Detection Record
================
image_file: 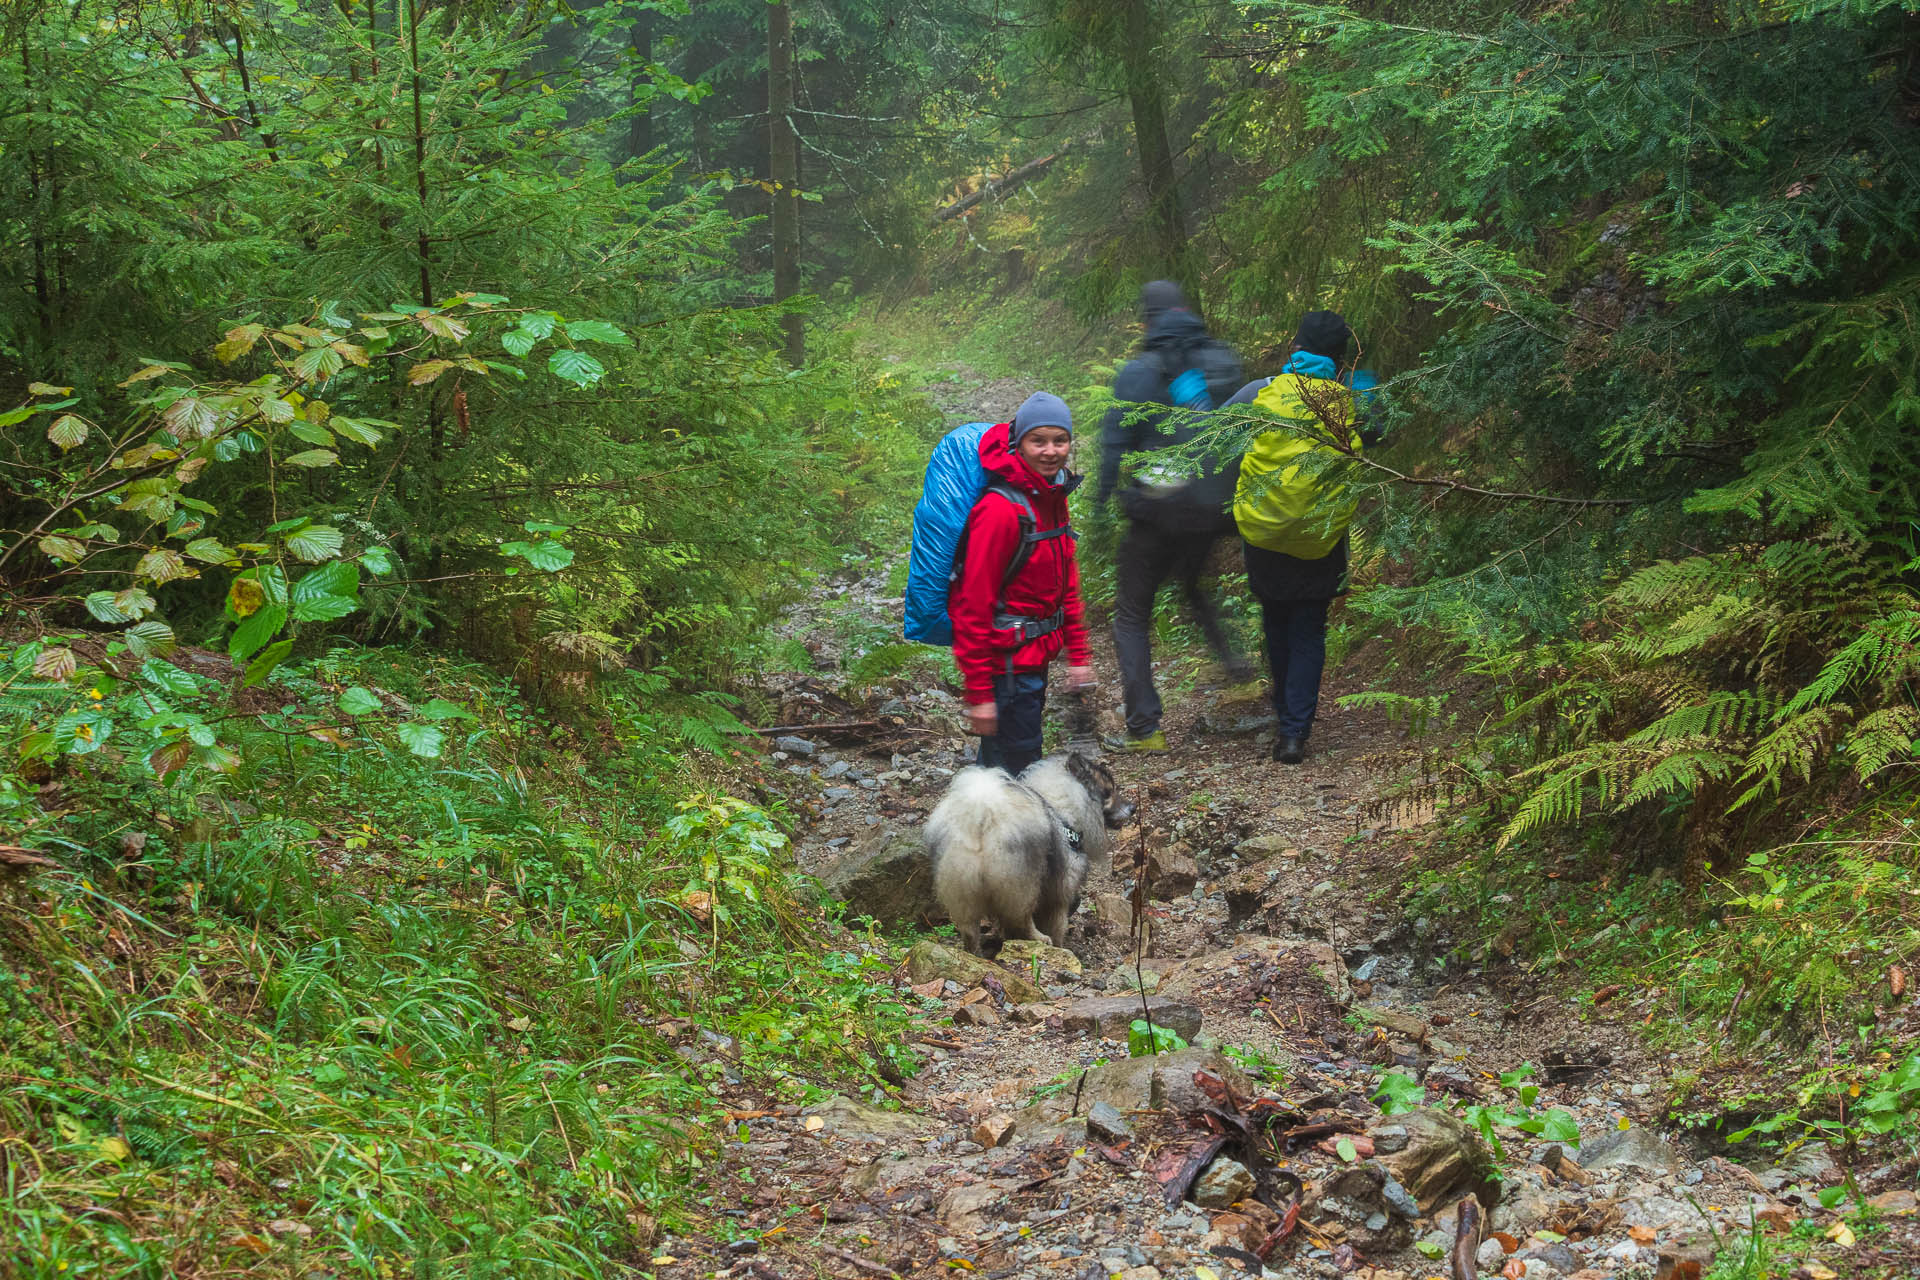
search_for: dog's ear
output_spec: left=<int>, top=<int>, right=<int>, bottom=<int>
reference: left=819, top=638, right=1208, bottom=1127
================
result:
left=1064, top=750, right=1098, bottom=788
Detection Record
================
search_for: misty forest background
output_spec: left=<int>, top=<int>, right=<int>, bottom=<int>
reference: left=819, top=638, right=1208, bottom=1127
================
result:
left=3, top=0, right=1919, bottom=1273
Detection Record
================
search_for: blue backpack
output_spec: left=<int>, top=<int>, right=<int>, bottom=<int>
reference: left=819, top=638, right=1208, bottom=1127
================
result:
left=903, top=423, right=1071, bottom=645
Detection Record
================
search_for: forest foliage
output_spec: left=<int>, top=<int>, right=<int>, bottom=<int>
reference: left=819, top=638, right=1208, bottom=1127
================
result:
left=3, top=0, right=1920, bottom=1270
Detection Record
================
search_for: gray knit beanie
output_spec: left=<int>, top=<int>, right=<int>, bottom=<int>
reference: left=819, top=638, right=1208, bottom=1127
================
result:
left=1010, top=392, right=1074, bottom=446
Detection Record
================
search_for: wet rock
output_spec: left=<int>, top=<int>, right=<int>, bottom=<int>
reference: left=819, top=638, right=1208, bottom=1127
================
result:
left=1379, top=1108, right=1496, bottom=1214
left=1369, top=1123, right=1410, bottom=1155
left=1060, top=995, right=1202, bottom=1043
left=774, top=735, right=817, bottom=756
left=1147, top=846, right=1199, bottom=899
left=999, top=938, right=1084, bottom=977
left=905, top=941, right=1046, bottom=1004
left=1359, top=1006, right=1429, bottom=1043
left=1020, top=1047, right=1255, bottom=1131
left=1086, top=1100, right=1132, bottom=1144
left=973, top=1114, right=1016, bottom=1148
left=1620, top=1194, right=1700, bottom=1233
left=1193, top=1157, right=1256, bottom=1209
left=1761, top=1140, right=1840, bottom=1191
left=802, top=1096, right=933, bottom=1141
left=1235, top=834, right=1297, bottom=861
left=1518, top=1242, right=1582, bottom=1274
left=1222, top=864, right=1278, bottom=924
left=821, top=828, right=938, bottom=929
left=1309, top=1162, right=1415, bottom=1249
left=1579, top=1126, right=1680, bottom=1175
left=939, top=1181, right=1008, bottom=1234
left=952, top=1002, right=1001, bottom=1028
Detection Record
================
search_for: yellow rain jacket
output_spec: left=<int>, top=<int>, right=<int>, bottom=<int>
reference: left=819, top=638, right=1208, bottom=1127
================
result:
left=1232, top=365, right=1362, bottom=559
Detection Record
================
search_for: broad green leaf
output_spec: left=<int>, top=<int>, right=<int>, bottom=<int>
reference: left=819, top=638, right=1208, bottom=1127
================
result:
left=191, top=742, right=242, bottom=773
left=214, top=430, right=262, bottom=462
left=291, top=593, right=358, bottom=622
left=140, top=659, right=198, bottom=697
left=0, top=406, right=34, bottom=428
left=1336, top=1136, right=1358, bottom=1162
left=284, top=448, right=338, bottom=469
left=284, top=525, right=345, bottom=562
left=258, top=395, right=297, bottom=424
left=358, top=545, right=394, bottom=576
left=47, top=414, right=88, bottom=451
left=338, top=686, right=383, bottom=716
left=38, top=535, right=86, bottom=564
left=501, top=328, right=539, bottom=357
left=518, top=311, right=557, bottom=339
left=184, top=537, right=237, bottom=564
left=293, top=345, right=345, bottom=380
left=243, top=639, right=294, bottom=687
left=1539, top=1110, right=1582, bottom=1144
left=228, top=603, right=286, bottom=662
left=415, top=698, right=476, bottom=722
left=136, top=547, right=193, bottom=584
left=419, top=313, right=470, bottom=341
left=332, top=417, right=383, bottom=447
left=112, top=587, right=158, bottom=619
left=54, top=710, right=113, bottom=755
left=214, top=323, right=266, bottom=363
left=293, top=560, right=360, bottom=603
left=563, top=319, right=632, bottom=346
left=290, top=422, right=334, bottom=447
left=396, top=721, right=445, bottom=758
left=124, top=620, right=177, bottom=659
left=500, top=539, right=574, bottom=571
left=546, top=348, right=606, bottom=388
left=523, top=520, right=568, bottom=533
left=86, top=591, right=133, bottom=623
left=163, top=396, right=219, bottom=439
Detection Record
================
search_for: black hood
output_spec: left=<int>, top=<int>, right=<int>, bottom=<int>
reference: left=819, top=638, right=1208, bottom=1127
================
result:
left=1143, top=308, right=1210, bottom=350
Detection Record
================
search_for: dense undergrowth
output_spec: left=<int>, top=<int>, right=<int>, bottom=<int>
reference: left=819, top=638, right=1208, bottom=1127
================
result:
left=0, top=643, right=916, bottom=1278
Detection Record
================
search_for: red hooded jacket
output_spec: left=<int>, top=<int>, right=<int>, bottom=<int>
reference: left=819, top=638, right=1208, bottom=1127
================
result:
left=950, top=423, right=1092, bottom=705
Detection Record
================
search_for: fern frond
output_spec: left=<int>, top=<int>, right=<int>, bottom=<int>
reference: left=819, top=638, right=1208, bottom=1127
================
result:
left=1782, top=609, right=1920, bottom=714
left=1497, top=743, right=1636, bottom=850
left=1627, top=690, right=1776, bottom=746
left=1619, top=743, right=1743, bottom=808
left=1843, top=705, right=1920, bottom=779
left=1731, top=706, right=1847, bottom=810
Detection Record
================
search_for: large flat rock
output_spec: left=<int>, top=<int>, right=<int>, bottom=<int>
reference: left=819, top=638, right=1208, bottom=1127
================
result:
left=1060, top=995, right=1202, bottom=1042
left=904, top=940, right=1046, bottom=1004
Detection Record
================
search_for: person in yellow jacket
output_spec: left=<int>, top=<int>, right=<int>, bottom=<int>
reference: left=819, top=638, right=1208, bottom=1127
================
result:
left=1223, top=311, right=1370, bottom=764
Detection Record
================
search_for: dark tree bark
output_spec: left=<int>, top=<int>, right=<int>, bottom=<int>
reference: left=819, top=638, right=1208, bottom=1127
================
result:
left=768, top=0, right=804, bottom=367
left=1118, top=0, right=1189, bottom=291
left=624, top=2, right=654, bottom=169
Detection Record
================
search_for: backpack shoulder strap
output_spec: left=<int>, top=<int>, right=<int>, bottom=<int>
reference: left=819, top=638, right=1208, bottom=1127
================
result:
left=982, top=480, right=1073, bottom=599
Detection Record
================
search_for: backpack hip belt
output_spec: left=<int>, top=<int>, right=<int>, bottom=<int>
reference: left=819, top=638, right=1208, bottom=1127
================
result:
left=993, top=608, right=1066, bottom=642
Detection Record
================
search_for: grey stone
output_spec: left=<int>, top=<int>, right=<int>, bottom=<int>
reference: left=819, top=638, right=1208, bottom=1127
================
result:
left=1379, top=1108, right=1496, bottom=1214
left=903, top=940, right=1047, bottom=1004
left=801, top=1096, right=933, bottom=1141
left=822, top=786, right=854, bottom=801
left=1060, top=996, right=1202, bottom=1043
left=1086, top=1101, right=1132, bottom=1144
left=1379, top=1171, right=1420, bottom=1219
left=1477, top=1239, right=1507, bottom=1270
left=1369, top=1123, right=1410, bottom=1154
left=1580, top=1126, right=1681, bottom=1175
left=823, top=760, right=852, bottom=778
left=820, top=828, right=938, bottom=930
left=1517, top=1243, right=1581, bottom=1275
left=1019, top=1048, right=1255, bottom=1134
left=774, top=735, right=816, bottom=756
left=1193, top=1157, right=1255, bottom=1209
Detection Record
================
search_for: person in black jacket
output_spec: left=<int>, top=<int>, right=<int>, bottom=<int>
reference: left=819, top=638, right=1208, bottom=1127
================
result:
left=1098, top=280, right=1253, bottom=752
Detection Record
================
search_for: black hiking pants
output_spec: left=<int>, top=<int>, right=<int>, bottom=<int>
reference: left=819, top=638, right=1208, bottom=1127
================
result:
left=1111, top=520, right=1246, bottom=737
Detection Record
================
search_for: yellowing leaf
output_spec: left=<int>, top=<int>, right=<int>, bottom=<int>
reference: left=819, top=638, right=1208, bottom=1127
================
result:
left=803, top=1115, right=825, bottom=1132
left=1196, top=1268, right=1219, bottom=1280
left=38, top=534, right=87, bottom=564
left=32, top=647, right=78, bottom=680
left=97, top=1135, right=131, bottom=1162
left=408, top=359, right=454, bottom=385
left=1827, top=1222, right=1855, bottom=1246
left=47, top=413, right=88, bottom=450
left=227, top=576, right=266, bottom=618
left=118, top=363, right=172, bottom=387
left=136, top=547, right=193, bottom=585
left=1805, top=1264, right=1839, bottom=1280
left=1617, top=1117, right=1632, bottom=1130
left=214, top=324, right=265, bottom=363
left=28, top=381, right=72, bottom=396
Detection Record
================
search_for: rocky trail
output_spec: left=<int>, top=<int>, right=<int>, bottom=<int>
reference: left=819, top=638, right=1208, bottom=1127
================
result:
left=648, top=369, right=1912, bottom=1280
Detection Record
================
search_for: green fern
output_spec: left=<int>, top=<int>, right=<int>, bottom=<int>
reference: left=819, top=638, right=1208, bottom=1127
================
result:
left=1732, top=706, right=1847, bottom=810
left=1842, top=705, right=1920, bottom=780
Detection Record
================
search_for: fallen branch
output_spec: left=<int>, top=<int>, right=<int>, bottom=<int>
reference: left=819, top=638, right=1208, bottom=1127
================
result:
left=929, top=146, right=1071, bottom=224
left=820, top=1245, right=900, bottom=1278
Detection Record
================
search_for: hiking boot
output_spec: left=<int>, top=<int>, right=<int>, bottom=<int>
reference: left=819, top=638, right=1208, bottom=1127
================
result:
left=1112, top=730, right=1169, bottom=753
left=1272, top=735, right=1307, bottom=765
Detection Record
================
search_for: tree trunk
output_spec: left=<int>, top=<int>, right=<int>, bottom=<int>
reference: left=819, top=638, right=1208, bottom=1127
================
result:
left=1119, top=0, right=1189, bottom=290
left=625, top=2, right=654, bottom=168
left=767, top=0, right=804, bottom=367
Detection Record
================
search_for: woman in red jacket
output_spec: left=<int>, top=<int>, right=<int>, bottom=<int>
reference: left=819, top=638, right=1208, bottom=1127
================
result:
left=951, top=392, right=1096, bottom=776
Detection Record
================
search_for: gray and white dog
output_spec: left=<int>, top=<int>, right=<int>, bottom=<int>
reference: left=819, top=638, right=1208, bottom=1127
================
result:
left=925, top=752, right=1133, bottom=956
